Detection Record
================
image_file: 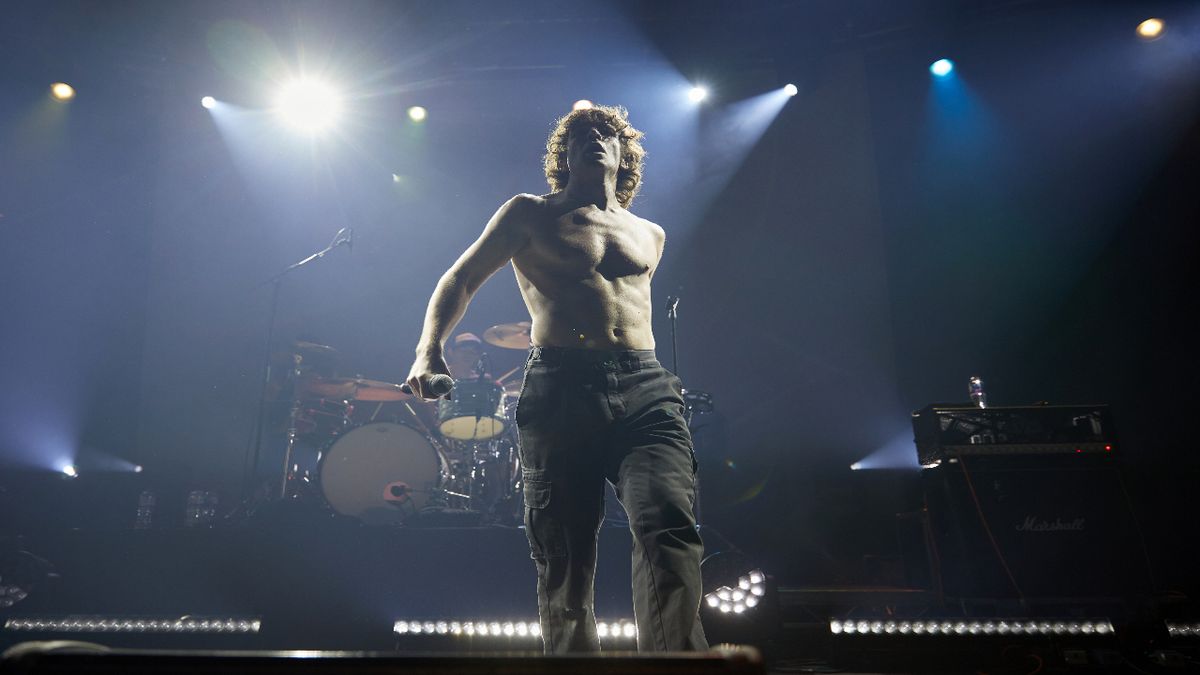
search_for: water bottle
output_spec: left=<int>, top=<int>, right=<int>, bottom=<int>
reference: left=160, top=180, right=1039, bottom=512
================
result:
left=186, top=490, right=219, bottom=527
left=968, top=375, right=987, bottom=408
left=185, top=491, right=203, bottom=527
left=135, top=490, right=156, bottom=529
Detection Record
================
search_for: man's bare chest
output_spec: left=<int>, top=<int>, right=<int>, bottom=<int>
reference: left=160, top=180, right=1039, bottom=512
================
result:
left=527, top=214, right=656, bottom=281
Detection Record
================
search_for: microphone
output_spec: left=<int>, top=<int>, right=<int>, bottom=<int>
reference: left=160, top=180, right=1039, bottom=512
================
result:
left=400, top=374, right=454, bottom=397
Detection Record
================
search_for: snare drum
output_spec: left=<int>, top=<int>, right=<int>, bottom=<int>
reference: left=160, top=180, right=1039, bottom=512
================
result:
left=436, top=379, right=506, bottom=440
left=319, top=422, right=445, bottom=525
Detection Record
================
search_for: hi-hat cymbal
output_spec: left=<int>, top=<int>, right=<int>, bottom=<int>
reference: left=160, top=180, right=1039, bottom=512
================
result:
left=483, top=321, right=532, bottom=350
left=302, top=377, right=410, bottom=401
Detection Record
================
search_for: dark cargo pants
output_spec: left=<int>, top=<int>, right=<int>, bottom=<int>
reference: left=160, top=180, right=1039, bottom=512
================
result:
left=515, top=346, right=708, bottom=653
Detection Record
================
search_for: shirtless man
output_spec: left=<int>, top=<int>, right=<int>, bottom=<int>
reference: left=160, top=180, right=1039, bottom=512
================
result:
left=406, top=105, right=707, bottom=653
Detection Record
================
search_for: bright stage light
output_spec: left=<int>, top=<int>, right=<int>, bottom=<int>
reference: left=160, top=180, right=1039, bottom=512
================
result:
left=929, top=59, right=954, bottom=77
left=572, top=99, right=594, bottom=111
left=275, top=78, right=343, bottom=133
left=1137, top=18, right=1164, bottom=40
left=783, top=84, right=798, bottom=97
left=50, top=83, right=75, bottom=100
left=61, top=465, right=78, bottom=478
left=687, top=86, right=708, bottom=103
left=407, top=106, right=427, bottom=122
left=703, top=569, right=768, bottom=617
left=201, top=96, right=216, bottom=109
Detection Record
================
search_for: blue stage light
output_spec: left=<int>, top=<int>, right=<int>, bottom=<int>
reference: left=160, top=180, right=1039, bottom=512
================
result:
left=930, top=59, right=955, bottom=77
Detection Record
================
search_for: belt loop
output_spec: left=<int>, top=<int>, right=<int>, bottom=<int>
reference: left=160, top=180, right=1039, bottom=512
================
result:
left=619, top=352, right=640, bottom=373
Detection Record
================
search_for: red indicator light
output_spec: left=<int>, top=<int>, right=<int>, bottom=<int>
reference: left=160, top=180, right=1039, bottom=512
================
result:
left=1104, top=445, right=1112, bottom=452
left=1075, top=448, right=1082, bottom=453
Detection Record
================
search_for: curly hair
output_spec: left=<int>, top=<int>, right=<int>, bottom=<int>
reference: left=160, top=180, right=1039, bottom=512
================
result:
left=543, top=105, right=646, bottom=209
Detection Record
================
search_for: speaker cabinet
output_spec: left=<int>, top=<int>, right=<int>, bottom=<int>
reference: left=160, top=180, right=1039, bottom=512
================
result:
left=923, top=456, right=1153, bottom=600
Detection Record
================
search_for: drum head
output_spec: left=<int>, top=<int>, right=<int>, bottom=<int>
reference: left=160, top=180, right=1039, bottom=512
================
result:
left=437, top=380, right=507, bottom=440
left=320, top=422, right=441, bottom=525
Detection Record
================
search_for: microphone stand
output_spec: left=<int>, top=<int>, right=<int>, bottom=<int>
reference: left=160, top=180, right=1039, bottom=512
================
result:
left=666, top=293, right=705, bottom=525
left=666, top=295, right=680, bottom=376
left=241, top=230, right=351, bottom=509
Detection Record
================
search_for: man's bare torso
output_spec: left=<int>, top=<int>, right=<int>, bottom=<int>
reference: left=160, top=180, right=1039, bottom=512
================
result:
left=510, top=192, right=665, bottom=351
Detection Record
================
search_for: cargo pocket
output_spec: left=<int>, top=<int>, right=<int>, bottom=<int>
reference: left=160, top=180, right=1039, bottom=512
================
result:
left=522, top=476, right=564, bottom=558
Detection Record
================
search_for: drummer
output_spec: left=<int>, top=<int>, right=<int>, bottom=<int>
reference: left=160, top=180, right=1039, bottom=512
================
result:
left=444, top=332, right=487, bottom=380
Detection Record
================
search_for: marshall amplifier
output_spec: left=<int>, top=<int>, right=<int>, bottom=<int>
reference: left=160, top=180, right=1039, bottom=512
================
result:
left=922, top=455, right=1154, bottom=600
left=911, top=404, right=1116, bottom=466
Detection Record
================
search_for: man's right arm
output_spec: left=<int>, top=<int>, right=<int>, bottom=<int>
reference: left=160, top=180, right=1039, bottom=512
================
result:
left=406, top=194, right=537, bottom=398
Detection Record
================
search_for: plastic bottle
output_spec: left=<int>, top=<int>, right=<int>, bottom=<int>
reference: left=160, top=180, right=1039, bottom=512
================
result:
left=135, top=490, right=156, bottom=529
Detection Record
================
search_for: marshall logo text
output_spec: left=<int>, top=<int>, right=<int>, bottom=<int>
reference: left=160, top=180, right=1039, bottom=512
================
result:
left=1015, top=516, right=1085, bottom=533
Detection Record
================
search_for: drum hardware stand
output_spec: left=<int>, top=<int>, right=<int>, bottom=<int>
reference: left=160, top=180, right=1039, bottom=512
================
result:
left=241, top=227, right=353, bottom=509
left=279, top=355, right=306, bottom=499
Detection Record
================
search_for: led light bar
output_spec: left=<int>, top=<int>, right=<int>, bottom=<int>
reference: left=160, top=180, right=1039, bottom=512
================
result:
left=4, top=616, right=261, bottom=634
left=393, top=619, right=636, bottom=639
left=394, top=620, right=539, bottom=638
left=704, top=569, right=766, bottom=615
left=829, top=618, right=1114, bottom=637
left=595, top=620, right=638, bottom=638
left=1166, top=622, right=1200, bottom=638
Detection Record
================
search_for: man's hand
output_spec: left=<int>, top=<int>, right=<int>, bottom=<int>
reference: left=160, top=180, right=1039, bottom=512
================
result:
left=406, top=352, right=453, bottom=400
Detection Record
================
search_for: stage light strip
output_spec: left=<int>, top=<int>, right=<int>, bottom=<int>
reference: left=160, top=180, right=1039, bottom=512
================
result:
left=1166, top=621, right=1200, bottom=638
left=393, top=619, right=637, bottom=639
left=4, top=616, right=261, bottom=634
left=828, top=618, right=1114, bottom=637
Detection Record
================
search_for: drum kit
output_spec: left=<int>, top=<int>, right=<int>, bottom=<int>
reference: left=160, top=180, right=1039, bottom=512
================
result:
left=272, top=322, right=533, bottom=526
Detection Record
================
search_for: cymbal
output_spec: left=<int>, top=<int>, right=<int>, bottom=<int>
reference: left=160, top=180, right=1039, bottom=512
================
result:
left=302, top=377, right=410, bottom=401
left=483, top=321, right=532, bottom=350
left=294, top=341, right=338, bottom=355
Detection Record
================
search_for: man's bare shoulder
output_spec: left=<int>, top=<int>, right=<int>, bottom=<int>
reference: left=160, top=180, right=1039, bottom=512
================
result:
left=630, top=211, right=665, bottom=243
left=491, top=193, right=545, bottom=232
left=503, top=192, right=547, bottom=214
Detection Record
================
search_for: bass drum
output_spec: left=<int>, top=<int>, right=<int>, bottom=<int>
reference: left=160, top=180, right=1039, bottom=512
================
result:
left=319, top=422, right=444, bottom=525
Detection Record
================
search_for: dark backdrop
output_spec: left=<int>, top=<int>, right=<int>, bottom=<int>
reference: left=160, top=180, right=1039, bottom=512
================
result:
left=2, top=0, right=1197, bottom=590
